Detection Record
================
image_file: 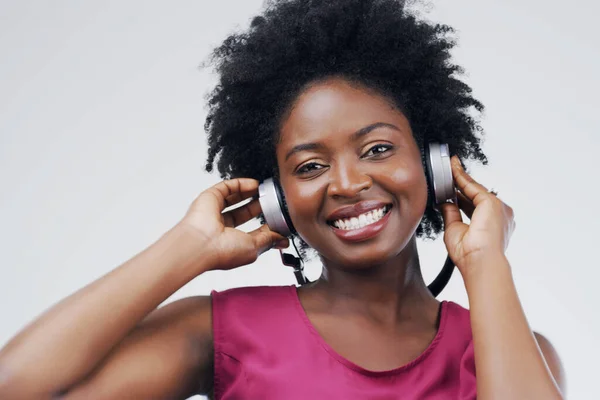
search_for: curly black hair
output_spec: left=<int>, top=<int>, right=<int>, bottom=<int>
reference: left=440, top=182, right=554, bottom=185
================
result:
left=204, top=0, right=487, bottom=247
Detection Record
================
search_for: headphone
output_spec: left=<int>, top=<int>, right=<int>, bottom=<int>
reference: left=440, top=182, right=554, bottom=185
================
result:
left=258, top=142, right=457, bottom=297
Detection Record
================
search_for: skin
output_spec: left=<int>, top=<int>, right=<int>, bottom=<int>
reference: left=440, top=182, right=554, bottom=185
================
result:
left=277, top=78, right=441, bottom=370
left=0, top=77, right=565, bottom=399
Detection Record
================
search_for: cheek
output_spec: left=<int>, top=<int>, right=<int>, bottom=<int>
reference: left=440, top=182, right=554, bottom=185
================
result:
left=283, top=183, right=323, bottom=231
left=387, top=162, right=429, bottom=213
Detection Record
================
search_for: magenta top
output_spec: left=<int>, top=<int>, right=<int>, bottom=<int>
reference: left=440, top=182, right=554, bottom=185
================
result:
left=211, top=285, right=476, bottom=399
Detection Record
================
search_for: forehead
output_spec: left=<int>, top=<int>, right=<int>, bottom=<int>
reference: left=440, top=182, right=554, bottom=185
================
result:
left=278, top=78, right=410, bottom=146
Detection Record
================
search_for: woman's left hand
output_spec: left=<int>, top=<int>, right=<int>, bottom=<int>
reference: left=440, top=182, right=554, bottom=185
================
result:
left=439, top=156, right=516, bottom=277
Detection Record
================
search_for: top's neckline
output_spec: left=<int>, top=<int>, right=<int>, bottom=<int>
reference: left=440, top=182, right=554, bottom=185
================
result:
left=288, top=285, right=450, bottom=378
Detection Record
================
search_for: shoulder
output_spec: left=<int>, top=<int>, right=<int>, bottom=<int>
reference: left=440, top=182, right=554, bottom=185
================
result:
left=440, top=304, right=565, bottom=393
left=533, top=331, right=566, bottom=393
left=210, top=285, right=296, bottom=323
left=211, top=284, right=294, bottom=311
left=439, top=301, right=474, bottom=357
left=211, top=284, right=293, bottom=299
left=445, top=300, right=470, bottom=315
left=211, top=285, right=299, bottom=356
left=443, top=302, right=565, bottom=394
left=443, top=300, right=472, bottom=333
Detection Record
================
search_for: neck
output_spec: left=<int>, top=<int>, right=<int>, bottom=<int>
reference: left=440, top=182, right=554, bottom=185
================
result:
left=310, top=235, right=438, bottom=325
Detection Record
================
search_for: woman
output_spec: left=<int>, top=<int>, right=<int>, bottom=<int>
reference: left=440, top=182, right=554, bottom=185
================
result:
left=0, top=0, right=564, bottom=399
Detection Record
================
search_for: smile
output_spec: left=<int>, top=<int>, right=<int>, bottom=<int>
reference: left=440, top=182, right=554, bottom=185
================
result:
left=327, top=204, right=393, bottom=243
left=330, top=205, right=392, bottom=231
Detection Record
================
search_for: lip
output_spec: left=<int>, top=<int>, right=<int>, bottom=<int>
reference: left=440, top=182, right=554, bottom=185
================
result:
left=329, top=206, right=393, bottom=242
left=326, top=200, right=391, bottom=222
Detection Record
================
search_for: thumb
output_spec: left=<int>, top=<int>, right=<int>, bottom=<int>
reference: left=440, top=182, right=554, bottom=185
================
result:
left=251, top=225, right=287, bottom=255
left=439, top=201, right=468, bottom=261
left=439, top=201, right=463, bottom=228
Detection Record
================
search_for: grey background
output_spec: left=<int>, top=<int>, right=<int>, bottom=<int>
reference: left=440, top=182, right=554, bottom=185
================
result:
left=0, top=0, right=598, bottom=398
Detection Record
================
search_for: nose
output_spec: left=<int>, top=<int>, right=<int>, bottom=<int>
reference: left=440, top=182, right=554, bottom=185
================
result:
left=327, top=161, right=372, bottom=198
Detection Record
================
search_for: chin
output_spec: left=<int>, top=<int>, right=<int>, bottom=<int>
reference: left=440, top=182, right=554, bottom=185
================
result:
left=314, top=235, right=414, bottom=270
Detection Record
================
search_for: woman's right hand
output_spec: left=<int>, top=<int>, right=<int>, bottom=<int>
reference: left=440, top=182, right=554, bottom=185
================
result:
left=177, top=178, right=289, bottom=271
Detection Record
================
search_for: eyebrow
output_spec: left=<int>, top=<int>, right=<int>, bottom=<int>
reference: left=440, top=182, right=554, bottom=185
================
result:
left=284, top=122, right=401, bottom=161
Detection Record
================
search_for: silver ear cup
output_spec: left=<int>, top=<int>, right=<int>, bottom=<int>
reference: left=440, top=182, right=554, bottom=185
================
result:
left=427, top=143, right=455, bottom=204
left=258, top=178, right=292, bottom=237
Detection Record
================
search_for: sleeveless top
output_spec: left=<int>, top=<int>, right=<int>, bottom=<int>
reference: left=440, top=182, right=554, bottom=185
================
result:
left=211, top=285, right=477, bottom=399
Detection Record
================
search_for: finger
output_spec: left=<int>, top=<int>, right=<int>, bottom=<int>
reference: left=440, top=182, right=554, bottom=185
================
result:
left=222, top=198, right=262, bottom=227
left=456, top=191, right=475, bottom=220
left=439, top=200, right=463, bottom=228
left=206, top=178, right=259, bottom=211
left=249, top=224, right=287, bottom=254
left=274, top=237, right=290, bottom=249
left=450, top=156, right=491, bottom=207
left=223, top=187, right=259, bottom=210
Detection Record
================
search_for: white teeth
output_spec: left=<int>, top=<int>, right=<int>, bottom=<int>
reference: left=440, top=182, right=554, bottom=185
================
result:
left=367, top=212, right=376, bottom=223
left=332, top=206, right=389, bottom=231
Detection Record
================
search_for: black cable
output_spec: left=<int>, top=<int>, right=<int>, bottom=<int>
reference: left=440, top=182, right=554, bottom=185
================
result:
left=427, top=255, right=455, bottom=297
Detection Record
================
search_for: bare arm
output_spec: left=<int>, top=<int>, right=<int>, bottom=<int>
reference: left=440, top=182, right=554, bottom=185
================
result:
left=0, top=225, right=215, bottom=399
left=465, top=255, right=565, bottom=399
left=0, top=178, right=286, bottom=400
left=58, top=295, right=214, bottom=400
left=440, top=157, right=565, bottom=399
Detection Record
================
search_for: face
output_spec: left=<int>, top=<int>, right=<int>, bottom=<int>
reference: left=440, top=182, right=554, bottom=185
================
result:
left=276, top=77, right=428, bottom=269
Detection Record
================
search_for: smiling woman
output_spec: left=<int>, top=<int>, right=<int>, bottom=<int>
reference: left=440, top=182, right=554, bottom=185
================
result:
left=0, top=0, right=565, bottom=399
left=276, top=79, right=429, bottom=263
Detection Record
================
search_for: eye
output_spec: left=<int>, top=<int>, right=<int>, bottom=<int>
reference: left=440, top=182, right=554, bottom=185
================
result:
left=295, top=162, right=326, bottom=175
left=363, top=144, right=393, bottom=158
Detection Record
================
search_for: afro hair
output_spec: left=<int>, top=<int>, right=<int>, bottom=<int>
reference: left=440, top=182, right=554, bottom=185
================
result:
left=204, top=0, right=487, bottom=246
